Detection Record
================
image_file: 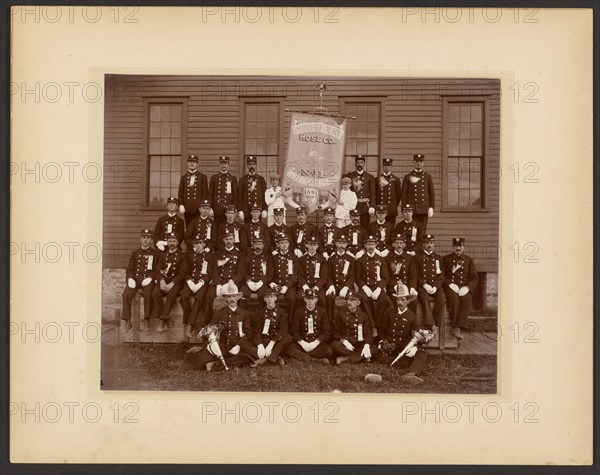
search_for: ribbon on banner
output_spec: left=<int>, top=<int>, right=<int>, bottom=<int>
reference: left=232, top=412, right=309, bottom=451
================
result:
left=282, top=112, right=347, bottom=215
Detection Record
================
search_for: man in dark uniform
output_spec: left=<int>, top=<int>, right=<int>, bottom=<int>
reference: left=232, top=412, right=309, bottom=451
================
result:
left=343, top=209, right=367, bottom=258
left=179, top=234, right=214, bottom=338
left=415, top=234, right=446, bottom=330
left=120, top=228, right=159, bottom=333
left=267, top=208, right=293, bottom=255
left=192, top=281, right=256, bottom=371
left=395, top=204, right=424, bottom=255
left=237, top=155, right=268, bottom=223
left=178, top=154, right=209, bottom=228
left=184, top=199, right=217, bottom=252
left=217, top=205, right=244, bottom=251
left=297, top=235, right=329, bottom=310
left=325, top=234, right=355, bottom=317
left=209, top=155, right=238, bottom=226
left=285, top=289, right=333, bottom=363
left=251, top=288, right=291, bottom=367
left=290, top=206, right=317, bottom=258
left=402, top=153, right=435, bottom=232
left=268, top=234, right=300, bottom=318
left=385, top=234, right=418, bottom=313
left=376, top=283, right=428, bottom=383
left=153, top=196, right=185, bottom=252
left=367, top=205, right=394, bottom=257
left=377, top=158, right=402, bottom=225
left=241, top=203, right=271, bottom=253
left=204, top=232, right=246, bottom=323
left=343, top=154, right=376, bottom=229
left=331, top=291, right=379, bottom=365
left=443, top=238, right=479, bottom=339
left=151, top=233, right=185, bottom=333
left=356, top=235, right=390, bottom=336
left=240, top=236, right=273, bottom=305
left=317, top=207, right=338, bottom=260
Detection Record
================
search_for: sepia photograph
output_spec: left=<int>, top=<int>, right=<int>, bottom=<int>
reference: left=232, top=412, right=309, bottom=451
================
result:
left=100, top=74, right=500, bottom=393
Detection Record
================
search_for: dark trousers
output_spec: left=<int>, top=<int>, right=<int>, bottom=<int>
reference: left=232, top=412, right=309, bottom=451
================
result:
left=360, top=213, right=371, bottom=229
left=179, top=284, right=209, bottom=326
left=285, top=341, right=333, bottom=361
left=121, top=283, right=154, bottom=320
left=417, top=288, right=446, bottom=326
left=151, top=283, right=183, bottom=319
left=358, top=287, right=389, bottom=330
left=250, top=334, right=292, bottom=362
left=385, top=215, right=397, bottom=226
left=444, top=287, right=472, bottom=329
left=193, top=341, right=256, bottom=370
left=214, top=214, right=226, bottom=226
left=326, top=292, right=347, bottom=319
left=414, top=213, right=428, bottom=233
left=331, top=340, right=380, bottom=363
left=184, top=210, right=200, bottom=228
left=376, top=349, right=428, bottom=375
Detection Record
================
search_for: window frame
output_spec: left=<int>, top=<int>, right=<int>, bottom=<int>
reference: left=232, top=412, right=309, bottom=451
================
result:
left=141, top=97, right=189, bottom=209
left=441, top=95, right=491, bottom=213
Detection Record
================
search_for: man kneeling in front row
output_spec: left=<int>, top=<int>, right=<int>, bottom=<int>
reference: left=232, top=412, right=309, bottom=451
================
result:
left=376, top=283, right=428, bottom=383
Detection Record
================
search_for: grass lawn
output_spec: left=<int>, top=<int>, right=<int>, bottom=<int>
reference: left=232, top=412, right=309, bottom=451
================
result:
left=101, top=343, right=496, bottom=394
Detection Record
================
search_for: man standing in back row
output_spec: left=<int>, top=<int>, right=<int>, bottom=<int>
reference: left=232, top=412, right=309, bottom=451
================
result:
left=209, top=155, right=238, bottom=226
left=343, top=154, right=376, bottom=229
left=402, top=153, right=435, bottom=232
left=178, top=154, right=209, bottom=228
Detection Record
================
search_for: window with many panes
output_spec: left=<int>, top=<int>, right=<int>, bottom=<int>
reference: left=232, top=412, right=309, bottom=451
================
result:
left=242, top=101, right=282, bottom=178
left=340, top=101, right=381, bottom=176
left=144, top=100, right=187, bottom=207
left=443, top=99, right=488, bottom=210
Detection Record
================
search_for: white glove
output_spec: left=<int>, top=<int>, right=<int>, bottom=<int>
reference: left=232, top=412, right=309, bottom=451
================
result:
left=362, top=286, right=373, bottom=298
left=407, top=251, right=416, bottom=256
left=372, top=287, right=382, bottom=300
left=247, top=280, right=259, bottom=292
left=198, top=280, right=205, bottom=289
left=238, top=211, right=245, bottom=221
left=265, top=341, right=275, bottom=357
left=342, top=339, right=355, bottom=352
left=179, top=205, right=185, bottom=214
left=217, top=258, right=229, bottom=267
left=280, top=285, right=288, bottom=295
left=308, top=340, right=319, bottom=351
left=229, top=345, right=240, bottom=355
left=323, top=252, right=329, bottom=260
left=355, top=250, right=365, bottom=259
left=216, top=284, right=224, bottom=297
left=187, top=279, right=196, bottom=292
left=269, top=282, right=278, bottom=289
left=430, top=286, right=437, bottom=294
left=141, top=277, right=151, bottom=287
left=406, top=346, right=418, bottom=358
left=299, top=340, right=312, bottom=352
left=254, top=281, right=263, bottom=290
left=379, top=248, right=389, bottom=257
left=339, top=286, right=349, bottom=298
left=458, top=286, right=470, bottom=297
left=423, top=283, right=433, bottom=293
left=326, top=285, right=336, bottom=296
left=261, top=210, right=268, bottom=219
left=159, top=280, right=167, bottom=291
left=428, top=207, right=434, bottom=218
left=257, top=344, right=266, bottom=358
left=156, top=241, right=167, bottom=251
left=449, top=283, right=460, bottom=294
left=302, top=285, right=310, bottom=291
left=127, top=278, right=136, bottom=288
left=409, top=288, right=418, bottom=297
left=165, top=282, right=174, bottom=292
left=368, top=207, right=375, bottom=215
left=209, top=208, right=215, bottom=217
left=360, top=344, right=372, bottom=359
left=294, top=248, right=303, bottom=258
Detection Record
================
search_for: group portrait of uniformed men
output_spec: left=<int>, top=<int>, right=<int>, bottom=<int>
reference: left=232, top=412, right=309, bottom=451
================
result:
left=120, top=153, right=478, bottom=383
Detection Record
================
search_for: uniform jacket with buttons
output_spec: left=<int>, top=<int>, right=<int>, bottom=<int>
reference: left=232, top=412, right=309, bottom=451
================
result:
left=384, top=251, right=417, bottom=290
left=241, top=220, right=271, bottom=251
left=153, top=213, right=185, bottom=247
left=394, top=220, right=424, bottom=252
left=342, top=170, right=376, bottom=215
left=271, top=252, right=299, bottom=288
left=415, top=251, right=445, bottom=288
left=125, top=247, right=159, bottom=283
left=318, top=224, right=339, bottom=255
left=237, top=173, right=267, bottom=216
left=332, top=307, right=373, bottom=345
left=376, top=172, right=402, bottom=217
left=356, top=252, right=389, bottom=289
left=291, top=305, right=330, bottom=343
left=243, top=251, right=274, bottom=283
left=181, top=249, right=214, bottom=286
left=253, top=305, right=289, bottom=345
left=290, top=222, right=317, bottom=254
left=327, top=252, right=355, bottom=289
left=443, top=252, right=479, bottom=291
left=379, top=307, right=420, bottom=349
left=209, top=172, right=238, bottom=216
left=178, top=171, right=208, bottom=211
left=298, top=252, right=329, bottom=289
left=367, top=220, right=394, bottom=252
left=210, top=305, right=252, bottom=351
left=402, top=169, right=435, bottom=214
left=185, top=217, right=217, bottom=251
left=153, top=249, right=185, bottom=284
left=211, top=247, right=245, bottom=286
left=342, top=223, right=367, bottom=255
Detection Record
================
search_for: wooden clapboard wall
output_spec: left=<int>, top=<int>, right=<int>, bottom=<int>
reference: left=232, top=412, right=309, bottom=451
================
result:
left=104, top=75, right=500, bottom=272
